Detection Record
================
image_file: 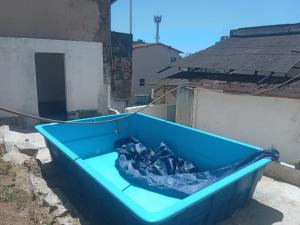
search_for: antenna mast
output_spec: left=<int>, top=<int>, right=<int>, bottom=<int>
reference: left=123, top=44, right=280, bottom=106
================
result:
left=129, top=0, right=132, bottom=34
left=154, top=15, right=162, bottom=43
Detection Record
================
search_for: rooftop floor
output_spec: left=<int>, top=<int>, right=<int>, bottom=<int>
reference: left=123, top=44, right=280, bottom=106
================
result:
left=219, top=176, right=300, bottom=225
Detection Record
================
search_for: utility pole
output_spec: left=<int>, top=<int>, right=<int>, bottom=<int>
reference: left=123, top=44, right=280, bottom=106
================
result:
left=154, top=15, right=162, bottom=43
left=130, top=0, right=132, bottom=34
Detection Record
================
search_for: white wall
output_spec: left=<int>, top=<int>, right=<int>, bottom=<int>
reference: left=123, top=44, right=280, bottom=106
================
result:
left=132, top=45, right=180, bottom=98
left=0, top=37, right=106, bottom=118
left=190, top=87, right=300, bottom=164
left=125, top=104, right=176, bottom=121
left=175, top=87, right=194, bottom=126
left=125, top=104, right=168, bottom=120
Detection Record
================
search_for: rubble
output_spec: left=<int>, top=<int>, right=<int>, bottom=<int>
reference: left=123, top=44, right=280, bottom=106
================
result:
left=15, top=141, right=39, bottom=157
left=0, top=125, right=9, bottom=133
left=2, top=151, right=32, bottom=165
left=36, top=147, right=52, bottom=164
left=43, top=192, right=61, bottom=210
left=1, top=126, right=81, bottom=225
left=3, top=131, right=24, bottom=152
left=1, top=128, right=46, bottom=153
left=0, top=125, right=9, bottom=145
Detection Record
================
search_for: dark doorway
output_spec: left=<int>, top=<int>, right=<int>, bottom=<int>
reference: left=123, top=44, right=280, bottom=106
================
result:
left=35, top=53, right=67, bottom=120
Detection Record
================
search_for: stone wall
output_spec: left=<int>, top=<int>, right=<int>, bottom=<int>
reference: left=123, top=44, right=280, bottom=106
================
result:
left=111, top=31, right=133, bottom=101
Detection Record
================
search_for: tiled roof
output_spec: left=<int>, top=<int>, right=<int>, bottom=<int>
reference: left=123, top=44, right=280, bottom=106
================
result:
left=171, top=26, right=300, bottom=74
left=133, top=43, right=182, bottom=53
left=162, top=72, right=300, bottom=99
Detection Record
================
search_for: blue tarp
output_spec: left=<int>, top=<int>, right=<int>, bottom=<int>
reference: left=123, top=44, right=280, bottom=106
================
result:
left=115, top=137, right=279, bottom=199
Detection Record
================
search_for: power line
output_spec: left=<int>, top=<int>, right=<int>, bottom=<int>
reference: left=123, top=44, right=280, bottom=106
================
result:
left=252, top=74, right=300, bottom=95
left=0, top=74, right=299, bottom=125
left=0, top=86, right=181, bottom=125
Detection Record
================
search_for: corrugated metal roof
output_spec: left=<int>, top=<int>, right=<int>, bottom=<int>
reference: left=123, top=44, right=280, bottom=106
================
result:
left=230, top=23, right=300, bottom=37
left=173, top=33, right=300, bottom=74
left=163, top=77, right=300, bottom=99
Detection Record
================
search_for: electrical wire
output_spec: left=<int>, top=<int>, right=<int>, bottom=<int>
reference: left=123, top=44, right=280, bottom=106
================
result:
left=0, top=74, right=299, bottom=125
left=0, top=85, right=182, bottom=125
left=252, top=73, right=300, bottom=95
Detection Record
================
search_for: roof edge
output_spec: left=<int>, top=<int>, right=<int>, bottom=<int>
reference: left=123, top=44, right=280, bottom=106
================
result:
left=230, top=23, right=300, bottom=38
left=133, top=43, right=183, bottom=53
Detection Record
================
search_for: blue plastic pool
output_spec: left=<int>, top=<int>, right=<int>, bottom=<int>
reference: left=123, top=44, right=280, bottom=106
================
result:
left=36, top=113, right=271, bottom=225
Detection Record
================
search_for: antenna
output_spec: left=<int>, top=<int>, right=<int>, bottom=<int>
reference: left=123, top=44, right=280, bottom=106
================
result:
left=129, top=0, right=132, bottom=34
left=154, top=15, right=162, bottom=43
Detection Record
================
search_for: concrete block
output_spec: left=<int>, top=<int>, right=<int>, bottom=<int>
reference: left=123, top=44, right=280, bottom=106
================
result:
left=36, top=148, right=52, bottom=164
left=15, top=141, right=39, bottom=157
left=2, top=151, right=31, bottom=165
left=3, top=131, right=27, bottom=152
left=29, top=173, right=51, bottom=197
left=43, top=192, right=61, bottom=210
left=0, top=125, right=10, bottom=133
left=53, top=204, right=69, bottom=218
left=0, top=125, right=9, bottom=145
left=23, top=133, right=46, bottom=149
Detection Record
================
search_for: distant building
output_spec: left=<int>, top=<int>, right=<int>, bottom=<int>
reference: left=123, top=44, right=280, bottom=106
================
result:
left=0, top=0, right=132, bottom=127
left=159, top=23, right=300, bottom=164
left=132, top=43, right=181, bottom=104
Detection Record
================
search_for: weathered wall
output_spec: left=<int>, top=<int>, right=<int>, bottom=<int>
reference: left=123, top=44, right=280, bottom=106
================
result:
left=132, top=45, right=180, bottom=98
left=175, top=87, right=195, bottom=127
left=0, top=0, right=112, bottom=104
left=125, top=104, right=176, bottom=121
left=111, top=32, right=133, bottom=100
left=0, top=38, right=106, bottom=124
left=188, top=87, right=300, bottom=164
left=154, top=85, right=177, bottom=106
left=0, top=0, right=110, bottom=43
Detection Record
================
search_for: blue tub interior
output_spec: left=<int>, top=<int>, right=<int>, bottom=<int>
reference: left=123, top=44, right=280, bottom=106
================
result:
left=36, top=113, right=271, bottom=224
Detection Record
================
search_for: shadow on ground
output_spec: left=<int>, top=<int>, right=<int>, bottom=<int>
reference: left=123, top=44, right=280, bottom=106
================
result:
left=40, top=160, right=284, bottom=225
left=220, top=199, right=284, bottom=225
left=39, top=160, right=114, bottom=225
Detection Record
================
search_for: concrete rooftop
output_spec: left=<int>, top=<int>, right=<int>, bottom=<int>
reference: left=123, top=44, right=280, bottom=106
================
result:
left=219, top=176, right=300, bottom=225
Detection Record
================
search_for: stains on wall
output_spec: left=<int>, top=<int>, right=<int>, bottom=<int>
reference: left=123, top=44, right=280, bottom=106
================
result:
left=0, top=0, right=110, bottom=42
left=94, top=0, right=112, bottom=83
left=111, top=31, right=133, bottom=100
left=0, top=0, right=112, bottom=82
left=175, top=87, right=195, bottom=127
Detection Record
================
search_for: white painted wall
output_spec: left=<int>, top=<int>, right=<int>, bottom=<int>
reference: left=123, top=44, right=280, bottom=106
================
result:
left=125, top=104, right=168, bottom=120
left=0, top=37, right=106, bottom=118
left=190, top=87, right=300, bottom=164
left=132, top=44, right=180, bottom=98
left=125, top=104, right=176, bottom=121
left=175, top=87, right=194, bottom=126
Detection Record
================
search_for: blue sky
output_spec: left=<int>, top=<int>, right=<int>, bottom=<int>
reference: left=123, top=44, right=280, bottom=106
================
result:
left=111, top=0, right=300, bottom=54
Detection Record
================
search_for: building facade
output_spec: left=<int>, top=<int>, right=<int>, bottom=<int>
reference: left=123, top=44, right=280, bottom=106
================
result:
left=0, top=0, right=132, bottom=127
left=131, top=43, right=181, bottom=104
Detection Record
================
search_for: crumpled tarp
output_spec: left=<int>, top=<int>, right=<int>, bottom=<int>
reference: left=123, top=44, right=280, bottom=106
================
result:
left=115, top=137, right=279, bottom=199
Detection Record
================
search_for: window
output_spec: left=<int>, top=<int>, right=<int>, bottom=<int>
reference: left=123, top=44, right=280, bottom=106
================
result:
left=139, top=79, right=145, bottom=86
left=171, top=57, right=177, bottom=62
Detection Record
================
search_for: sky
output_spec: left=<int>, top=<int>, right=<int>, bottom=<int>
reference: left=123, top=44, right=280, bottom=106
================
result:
left=111, top=0, right=300, bottom=54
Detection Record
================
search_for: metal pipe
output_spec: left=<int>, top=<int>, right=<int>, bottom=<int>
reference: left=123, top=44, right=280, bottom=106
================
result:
left=130, top=0, right=132, bottom=34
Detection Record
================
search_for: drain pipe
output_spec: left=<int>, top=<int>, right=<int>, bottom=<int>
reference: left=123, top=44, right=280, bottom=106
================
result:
left=108, top=108, right=120, bottom=115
